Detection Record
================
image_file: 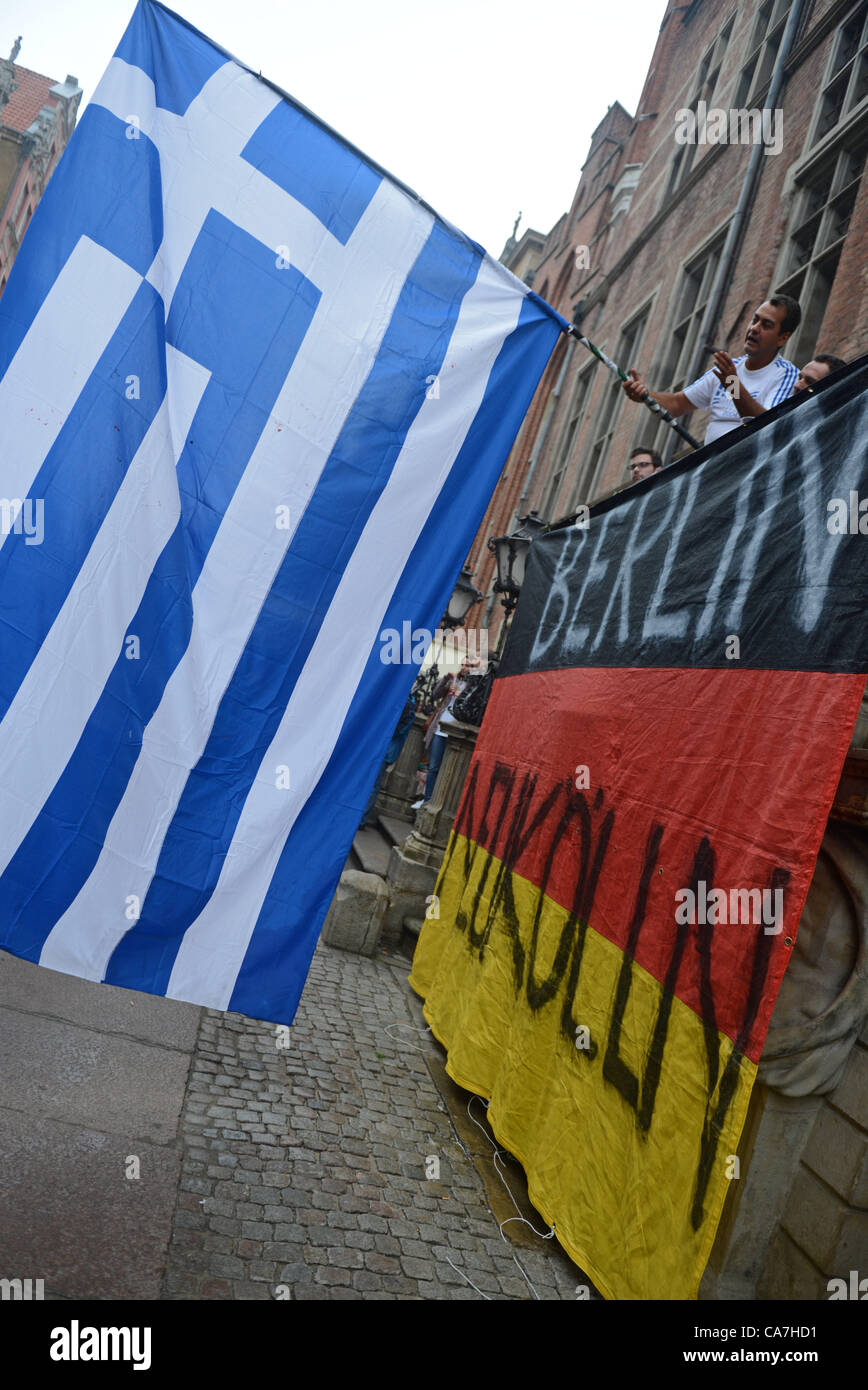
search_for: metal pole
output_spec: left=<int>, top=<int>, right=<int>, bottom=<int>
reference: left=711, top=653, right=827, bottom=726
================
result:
left=565, top=323, right=701, bottom=450
left=494, top=595, right=519, bottom=661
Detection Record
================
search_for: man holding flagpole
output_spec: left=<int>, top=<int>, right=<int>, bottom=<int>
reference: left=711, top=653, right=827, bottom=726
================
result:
left=621, top=295, right=801, bottom=445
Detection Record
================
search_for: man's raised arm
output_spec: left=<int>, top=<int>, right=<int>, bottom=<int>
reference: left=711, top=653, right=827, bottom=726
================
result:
left=622, top=368, right=691, bottom=418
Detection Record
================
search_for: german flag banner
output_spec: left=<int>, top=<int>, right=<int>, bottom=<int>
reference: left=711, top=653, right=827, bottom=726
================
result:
left=410, top=360, right=868, bottom=1300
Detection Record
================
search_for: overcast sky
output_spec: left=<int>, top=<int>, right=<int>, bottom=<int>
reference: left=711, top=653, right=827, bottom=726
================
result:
left=12, top=0, right=665, bottom=257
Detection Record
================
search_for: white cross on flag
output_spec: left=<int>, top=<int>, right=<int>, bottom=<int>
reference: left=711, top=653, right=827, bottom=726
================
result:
left=0, top=0, right=562, bottom=1022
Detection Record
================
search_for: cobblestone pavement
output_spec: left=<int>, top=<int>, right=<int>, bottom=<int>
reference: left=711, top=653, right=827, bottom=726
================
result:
left=163, top=939, right=588, bottom=1300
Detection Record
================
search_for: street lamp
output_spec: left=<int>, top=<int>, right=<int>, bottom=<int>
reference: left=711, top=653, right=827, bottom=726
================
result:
left=488, top=511, right=546, bottom=656
left=442, top=565, right=484, bottom=630
left=412, top=565, right=483, bottom=712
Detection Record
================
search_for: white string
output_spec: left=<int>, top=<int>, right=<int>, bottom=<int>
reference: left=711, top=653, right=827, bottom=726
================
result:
left=383, top=1021, right=432, bottom=1053
left=512, top=1251, right=541, bottom=1300
left=467, top=1097, right=556, bottom=1239
left=464, top=1095, right=557, bottom=1300
left=494, top=1152, right=525, bottom=1222
left=385, top=1029, right=554, bottom=1299
left=444, top=1255, right=492, bottom=1300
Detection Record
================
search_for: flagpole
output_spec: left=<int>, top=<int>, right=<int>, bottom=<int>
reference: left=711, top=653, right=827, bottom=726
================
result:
left=564, top=323, right=702, bottom=451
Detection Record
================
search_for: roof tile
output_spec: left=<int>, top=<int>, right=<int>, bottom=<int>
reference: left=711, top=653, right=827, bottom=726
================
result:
left=2, top=64, right=59, bottom=135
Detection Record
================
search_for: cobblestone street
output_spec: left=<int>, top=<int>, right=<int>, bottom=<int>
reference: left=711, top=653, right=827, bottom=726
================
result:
left=163, top=941, right=588, bottom=1300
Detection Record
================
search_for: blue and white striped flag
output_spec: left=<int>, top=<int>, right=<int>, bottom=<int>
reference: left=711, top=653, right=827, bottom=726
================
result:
left=0, top=0, right=562, bottom=1022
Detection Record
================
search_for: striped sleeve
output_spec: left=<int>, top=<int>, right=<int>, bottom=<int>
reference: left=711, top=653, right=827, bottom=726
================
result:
left=771, top=357, right=799, bottom=406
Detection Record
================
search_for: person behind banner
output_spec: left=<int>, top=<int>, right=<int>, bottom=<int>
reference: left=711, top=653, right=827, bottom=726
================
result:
left=793, top=352, right=848, bottom=394
left=622, top=296, right=801, bottom=445
left=628, top=446, right=663, bottom=482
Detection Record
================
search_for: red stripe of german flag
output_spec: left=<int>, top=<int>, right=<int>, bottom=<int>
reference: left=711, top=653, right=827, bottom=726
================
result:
left=446, top=666, right=863, bottom=1060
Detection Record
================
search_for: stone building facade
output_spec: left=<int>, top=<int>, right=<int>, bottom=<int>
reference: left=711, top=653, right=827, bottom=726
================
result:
left=467, top=0, right=868, bottom=651
left=0, top=45, right=82, bottom=296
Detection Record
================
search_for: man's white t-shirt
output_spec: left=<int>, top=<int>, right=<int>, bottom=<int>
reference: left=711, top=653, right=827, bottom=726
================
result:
left=683, top=354, right=798, bottom=444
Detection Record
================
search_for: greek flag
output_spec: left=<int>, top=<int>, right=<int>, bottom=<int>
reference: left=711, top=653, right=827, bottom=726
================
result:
left=0, top=0, right=561, bottom=1022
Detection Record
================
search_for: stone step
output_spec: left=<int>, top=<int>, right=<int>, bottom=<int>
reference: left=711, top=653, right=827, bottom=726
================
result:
left=402, top=916, right=425, bottom=939
left=351, top=826, right=391, bottom=878
left=377, top=814, right=415, bottom=849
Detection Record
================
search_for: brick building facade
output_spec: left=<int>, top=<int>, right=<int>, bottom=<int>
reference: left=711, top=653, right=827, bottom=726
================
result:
left=467, top=0, right=868, bottom=650
left=0, top=45, right=81, bottom=295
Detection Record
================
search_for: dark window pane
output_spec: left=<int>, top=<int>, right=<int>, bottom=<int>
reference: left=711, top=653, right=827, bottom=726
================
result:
left=839, top=142, right=868, bottom=187
left=798, top=247, right=844, bottom=361
left=755, top=37, right=779, bottom=93
left=852, top=51, right=868, bottom=106
left=736, top=60, right=756, bottom=108
left=755, top=1, right=774, bottom=48
left=832, top=7, right=864, bottom=77
left=825, top=181, right=861, bottom=246
left=667, top=148, right=684, bottom=198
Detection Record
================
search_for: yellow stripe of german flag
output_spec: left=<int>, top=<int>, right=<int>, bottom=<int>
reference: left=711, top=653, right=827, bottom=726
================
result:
left=410, top=829, right=757, bottom=1301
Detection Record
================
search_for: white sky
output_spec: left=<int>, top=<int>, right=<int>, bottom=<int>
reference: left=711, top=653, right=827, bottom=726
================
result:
left=11, top=0, right=665, bottom=257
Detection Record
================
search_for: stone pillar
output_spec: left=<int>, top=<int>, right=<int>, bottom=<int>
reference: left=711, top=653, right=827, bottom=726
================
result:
left=699, top=1084, right=824, bottom=1300
left=402, top=720, right=477, bottom=867
left=376, top=714, right=425, bottom=820
left=321, top=869, right=389, bottom=957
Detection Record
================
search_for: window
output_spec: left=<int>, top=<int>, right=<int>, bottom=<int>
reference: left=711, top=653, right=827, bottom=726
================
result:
left=734, top=0, right=791, bottom=107
left=776, top=136, right=867, bottom=361
left=667, top=15, right=735, bottom=197
left=648, top=238, right=724, bottom=455
left=581, top=307, right=650, bottom=500
left=542, top=363, right=595, bottom=517
left=812, top=2, right=868, bottom=145
left=13, top=181, right=29, bottom=215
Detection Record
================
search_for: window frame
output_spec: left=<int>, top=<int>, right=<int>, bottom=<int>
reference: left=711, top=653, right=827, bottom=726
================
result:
left=734, top=0, right=791, bottom=109
left=644, top=235, right=726, bottom=457
left=580, top=302, right=652, bottom=501
left=774, top=132, right=868, bottom=362
left=807, top=0, right=868, bottom=149
left=666, top=12, right=736, bottom=200
left=541, top=360, right=597, bottom=519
